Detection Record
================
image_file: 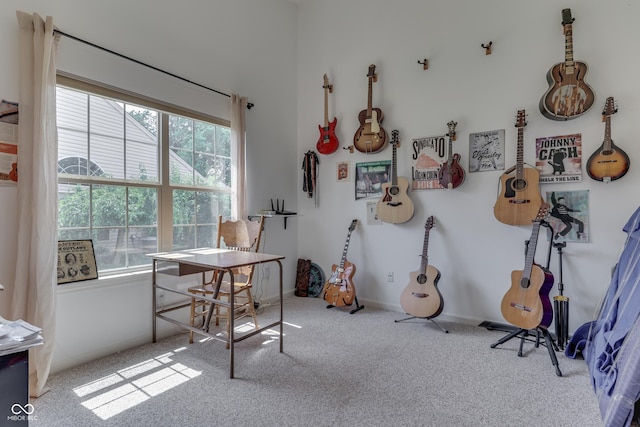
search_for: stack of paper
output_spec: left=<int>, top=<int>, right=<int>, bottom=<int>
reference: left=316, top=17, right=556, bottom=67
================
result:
left=0, top=318, right=44, bottom=356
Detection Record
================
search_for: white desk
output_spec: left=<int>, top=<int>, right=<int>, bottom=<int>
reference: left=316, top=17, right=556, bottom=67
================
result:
left=148, top=248, right=285, bottom=378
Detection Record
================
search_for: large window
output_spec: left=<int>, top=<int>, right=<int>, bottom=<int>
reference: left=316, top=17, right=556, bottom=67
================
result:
left=56, top=81, right=233, bottom=274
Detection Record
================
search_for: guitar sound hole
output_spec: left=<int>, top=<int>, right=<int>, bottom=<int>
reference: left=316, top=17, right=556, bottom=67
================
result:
left=417, top=274, right=427, bottom=285
left=389, top=187, right=399, bottom=196
left=511, top=179, right=527, bottom=191
left=520, top=277, right=530, bottom=289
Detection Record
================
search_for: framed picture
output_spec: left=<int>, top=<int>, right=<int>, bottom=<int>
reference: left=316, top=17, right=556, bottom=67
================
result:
left=355, top=160, right=390, bottom=200
left=468, top=129, right=505, bottom=172
left=337, top=160, right=350, bottom=182
left=57, top=240, right=98, bottom=284
left=536, top=133, right=583, bottom=183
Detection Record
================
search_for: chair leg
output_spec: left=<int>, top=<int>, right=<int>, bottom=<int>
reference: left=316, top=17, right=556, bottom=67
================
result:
left=245, top=290, right=259, bottom=329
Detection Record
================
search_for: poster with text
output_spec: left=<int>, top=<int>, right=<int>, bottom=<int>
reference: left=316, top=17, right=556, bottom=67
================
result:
left=411, top=134, right=447, bottom=190
left=536, top=133, right=582, bottom=183
left=545, top=190, right=589, bottom=243
left=355, top=160, right=390, bottom=200
left=469, top=129, right=505, bottom=172
left=57, top=240, right=99, bottom=284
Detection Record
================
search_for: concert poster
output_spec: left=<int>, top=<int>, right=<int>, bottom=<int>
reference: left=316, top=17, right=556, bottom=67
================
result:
left=410, top=134, right=447, bottom=190
left=545, top=190, right=589, bottom=243
left=468, top=129, right=505, bottom=172
left=57, top=240, right=99, bottom=284
left=536, top=133, right=583, bottom=183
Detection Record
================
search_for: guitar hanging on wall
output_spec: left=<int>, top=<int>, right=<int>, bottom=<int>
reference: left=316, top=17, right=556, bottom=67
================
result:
left=493, top=109, right=543, bottom=226
left=437, top=121, right=466, bottom=190
left=316, top=74, right=339, bottom=155
left=539, top=8, right=595, bottom=121
left=322, top=219, right=364, bottom=314
left=586, top=96, right=630, bottom=183
left=376, top=130, right=414, bottom=224
left=353, top=64, right=387, bottom=154
left=399, top=216, right=443, bottom=319
left=500, top=204, right=554, bottom=330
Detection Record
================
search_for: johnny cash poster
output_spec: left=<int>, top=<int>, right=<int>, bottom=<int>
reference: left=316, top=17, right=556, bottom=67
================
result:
left=535, top=133, right=582, bottom=183
left=411, top=134, right=447, bottom=190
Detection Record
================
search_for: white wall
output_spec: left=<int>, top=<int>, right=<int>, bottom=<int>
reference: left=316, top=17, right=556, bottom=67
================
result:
left=0, top=0, right=299, bottom=373
left=295, top=0, right=640, bottom=332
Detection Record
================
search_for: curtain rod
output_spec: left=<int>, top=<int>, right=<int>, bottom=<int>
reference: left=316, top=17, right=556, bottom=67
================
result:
left=53, top=29, right=254, bottom=109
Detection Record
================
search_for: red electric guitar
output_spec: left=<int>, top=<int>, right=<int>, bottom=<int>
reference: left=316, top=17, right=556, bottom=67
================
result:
left=437, top=121, right=465, bottom=189
left=316, top=74, right=339, bottom=155
left=500, top=204, right=554, bottom=330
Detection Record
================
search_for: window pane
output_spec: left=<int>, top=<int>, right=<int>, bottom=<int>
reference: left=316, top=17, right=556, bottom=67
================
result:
left=56, top=87, right=88, bottom=131
left=91, top=135, right=124, bottom=179
left=126, top=105, right=159, bottom=182
left=92, top=228, right=127, bottom=270
left=196, top=224, right=215, bottom=248
left=58, top=184, right=90, bottom=228
left=128, top=187, right=158, bottom=227
left=89, top=96, right=124, bottom=138
left=169, top=148, right=194, bottom=185
left=173, top=225, right=194, bottom=251
left=92, top=185, right=126, bottom=227
left=169, top=115, right=193, bottom=150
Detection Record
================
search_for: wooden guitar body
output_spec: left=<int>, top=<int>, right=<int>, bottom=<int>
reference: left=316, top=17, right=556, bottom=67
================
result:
left=493, top=167, right=543, bottom=226
left=400, top=265, right=443, bottom=319
left=587, top=142, right=630, bottom=182
left=437, top=154, right=465, bottom=189
left=322, top=261, right=356, bottom=307
left=501, top=264, right=554, bottom=330
left=540, top=62, right=594, bottom=121
left=353, top=108, right=387, bottom=154
left=377, top=177, right=414, bottom=224
left=317, top=118, right=339, bottom=155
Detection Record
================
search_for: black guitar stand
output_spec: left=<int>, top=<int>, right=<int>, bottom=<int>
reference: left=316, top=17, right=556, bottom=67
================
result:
left=489, top=221, right=562, bottom=377
left=549, top=241, right=569, bottom=351
left=395, top=315, right=449, bottom=333
left=326, top=296, right=364, bottom=314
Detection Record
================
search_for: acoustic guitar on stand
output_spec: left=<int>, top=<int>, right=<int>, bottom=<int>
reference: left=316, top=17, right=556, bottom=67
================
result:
left=493, top=109, right=543, bottom=226
left=399, top=216, right=443, bottom=319
left=539, top=8, right=595, bottom=121
left=322, top=219, right=363, bottom=313
left=437, top=121, right=465, bottom=189
left=353, top=64, right=387, bottom=154
left=586, top=96, right=630, bottom=183
left=376, top=130, right=414, bottom=224
left=316, top=74, right=339, bottom=155
left=501, top=204, right=554, bottom=330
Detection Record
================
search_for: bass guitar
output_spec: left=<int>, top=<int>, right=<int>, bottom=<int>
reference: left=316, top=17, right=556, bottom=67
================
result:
left=316, top=74, right=339, bottom=155
left=501, top=204, right=554, bottom=330
left=376, top=130, right=414, bottom=224
left=437, top=121, right=465, bottom=189
left=539, top=8, right=595, bottom=121
left=587, top=96, right=630, bottom=183
left=353, top=64, right=387, bottom=154
left=322, top=219, right=359, bottom=308
left=493, top=109, right=543, bottom=226
left=399, top=216, right=443, bottom=319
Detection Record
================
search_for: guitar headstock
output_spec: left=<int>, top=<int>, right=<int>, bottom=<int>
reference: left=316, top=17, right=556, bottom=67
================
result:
left=348, top=219, right=358, bottom=232
left=425, top=215, right=435, bottom=231
left=602, top=96, right=618, bottom=119
left=367, top=64, right=378, bottom=82
left=534, top=203, right=551, bottom=223
left=323, top=73, right=333, bottom=92
left=390, top=129, right=400, bottom=146
left=447, top=121, right=457, bottom=141
left=561, top=8, right=575, bottom=27
left=515, top=109, right=527, bottom=128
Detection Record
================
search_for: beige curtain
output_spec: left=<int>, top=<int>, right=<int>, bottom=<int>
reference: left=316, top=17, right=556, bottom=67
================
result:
left=231, top=94, right=248, bottom=219
left=12, top=11, right=59, bottom=397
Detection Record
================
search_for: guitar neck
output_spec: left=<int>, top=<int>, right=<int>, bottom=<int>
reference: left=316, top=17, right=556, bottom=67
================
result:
left=515, top=127, right=524, bottom=179
left=564, top=24, right=574, bottom=67
left=391, top=143, right=398, bottom=185
left=338, top=231, right=352, bottom=270
left=420, top=229, right=430, bottom=275
left=366, top=77, right=373, bottom=117
left=324, top=87, right=329, bottom=127
left=603, top=116, right=612, bottom=151
left=523, top=222, right=542, bottom=280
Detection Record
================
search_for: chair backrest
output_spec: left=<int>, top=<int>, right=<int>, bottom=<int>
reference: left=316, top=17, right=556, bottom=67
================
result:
left=216, top=215, right=265, bottom=284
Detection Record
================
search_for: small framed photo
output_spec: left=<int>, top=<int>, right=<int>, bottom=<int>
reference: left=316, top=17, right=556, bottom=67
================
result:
left=355, top=160, right=390, bottom=200
left=337, top=160, right=350, bottom=182
left=57, top=240, right=98, bottom=284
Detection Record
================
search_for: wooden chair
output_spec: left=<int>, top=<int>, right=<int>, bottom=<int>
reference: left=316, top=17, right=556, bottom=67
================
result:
left=188, top=215, right=265, bottom=346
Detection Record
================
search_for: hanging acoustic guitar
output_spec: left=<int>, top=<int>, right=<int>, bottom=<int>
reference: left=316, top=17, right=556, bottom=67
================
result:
left=500, top=204, right=554, bottom=330
left=399, top=216, right=443, bottom=319
left=353, top=64, right=387, bottom=154
left=539, top=8, right=595, bottom=121
left=376, top=130, right=414, bottom=224
left=316, top=74, right=339, bottom=155
left=493, top=110, right=543, bottom=226
left=586, top=96, right=630, bottom=183
left=437, top=121, right=466, bottom=190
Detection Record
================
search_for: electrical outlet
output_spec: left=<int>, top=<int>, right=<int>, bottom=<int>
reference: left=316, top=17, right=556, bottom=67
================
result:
left=387, top=272, right=394, bottom=283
